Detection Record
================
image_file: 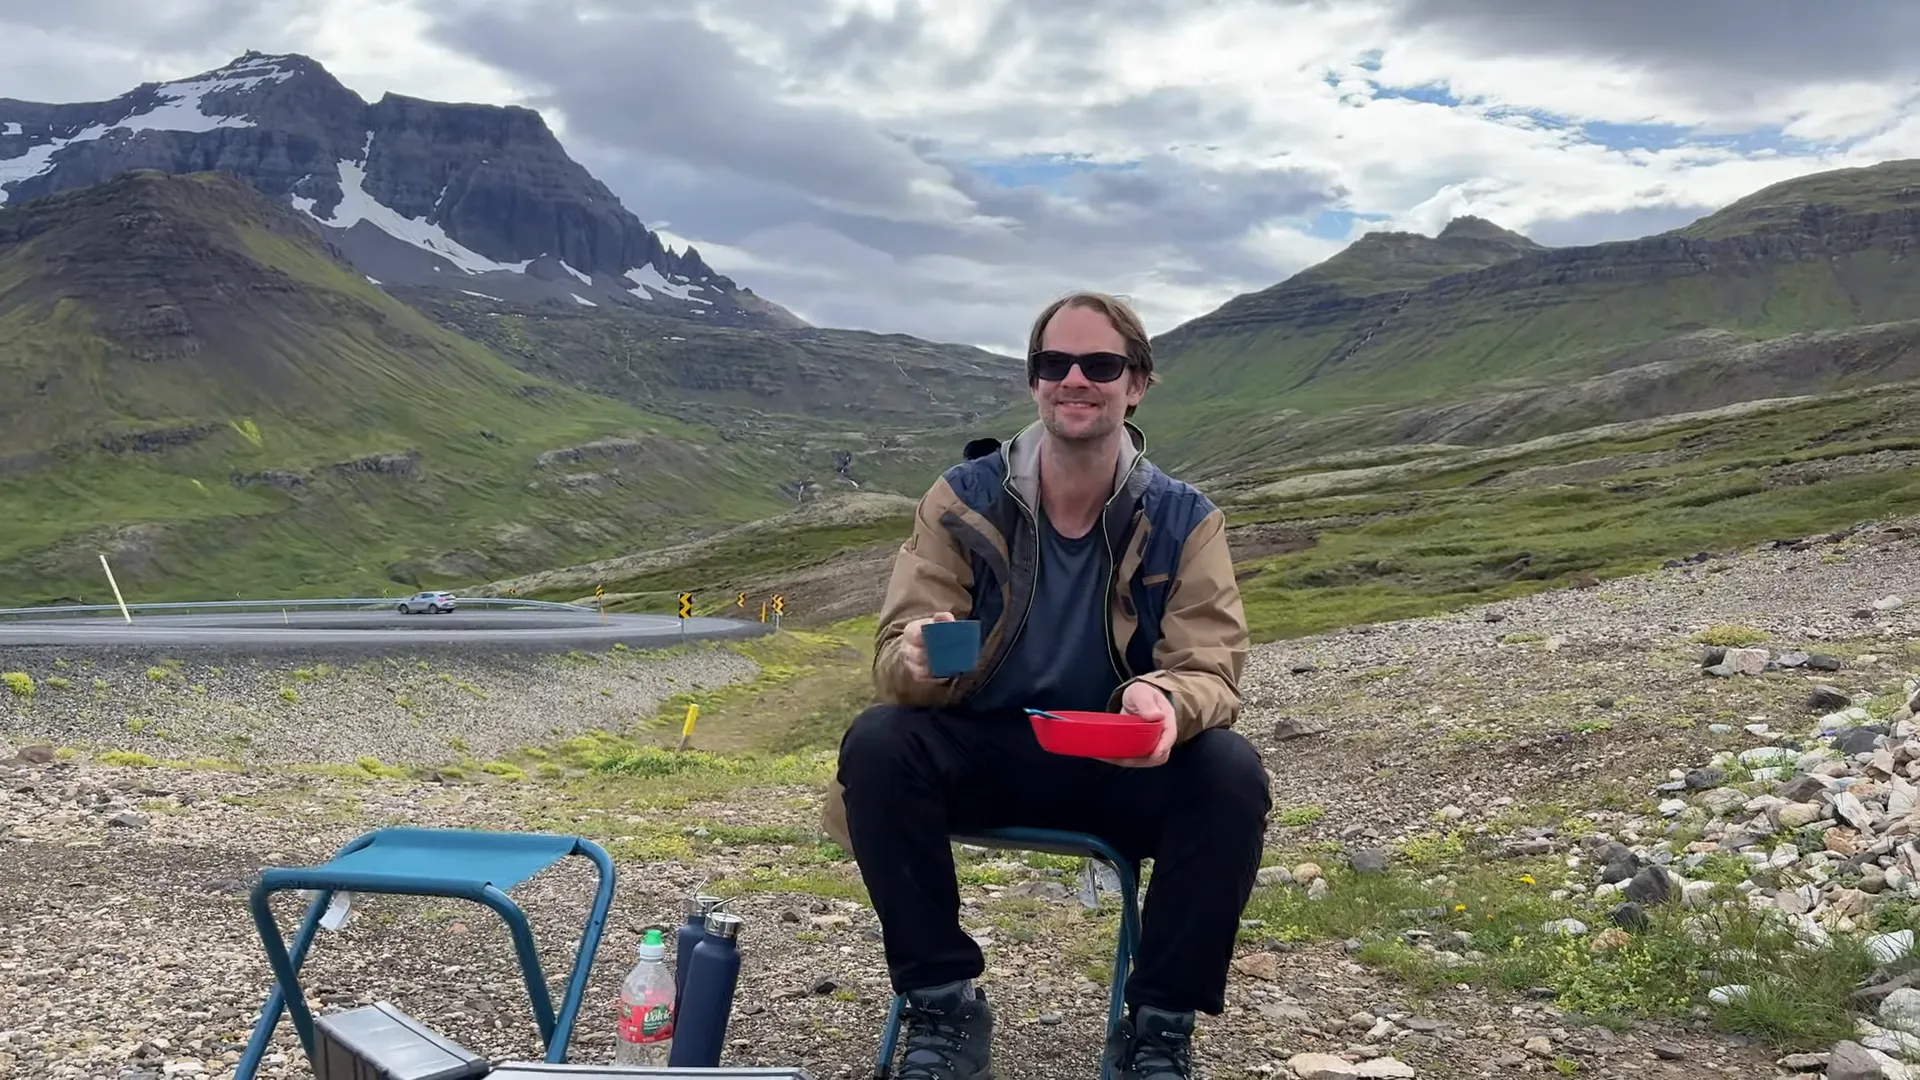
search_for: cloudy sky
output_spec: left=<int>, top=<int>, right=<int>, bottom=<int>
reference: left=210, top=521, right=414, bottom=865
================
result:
left=4, top=0, right=1920, bottom=353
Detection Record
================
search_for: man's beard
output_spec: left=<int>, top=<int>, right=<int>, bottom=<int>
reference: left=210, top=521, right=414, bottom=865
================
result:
left=1043, top=399, right=1116, bottom=443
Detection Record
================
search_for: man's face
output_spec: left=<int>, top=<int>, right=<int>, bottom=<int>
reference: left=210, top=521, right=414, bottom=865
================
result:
left=1030, top=304, right=1146, bottom=445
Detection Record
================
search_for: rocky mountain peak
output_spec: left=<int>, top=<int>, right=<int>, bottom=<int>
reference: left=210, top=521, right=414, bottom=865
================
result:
left=1437, top=214, right=1542, bottom=250
left=0, top=50, right=801, bottom=327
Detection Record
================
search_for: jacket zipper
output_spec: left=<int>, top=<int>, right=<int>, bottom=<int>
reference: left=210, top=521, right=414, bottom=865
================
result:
left=1100, top=454, right=1144, bottom=681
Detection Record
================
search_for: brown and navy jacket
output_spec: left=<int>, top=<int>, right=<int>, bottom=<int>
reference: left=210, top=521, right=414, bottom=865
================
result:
left=821, top=419, right=1248, bottom=847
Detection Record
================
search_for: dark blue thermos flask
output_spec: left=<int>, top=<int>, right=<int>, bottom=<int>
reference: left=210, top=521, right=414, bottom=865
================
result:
left=674, top=895, right=724, bottom=1011
left=666, top=911, right=744, bottom=1067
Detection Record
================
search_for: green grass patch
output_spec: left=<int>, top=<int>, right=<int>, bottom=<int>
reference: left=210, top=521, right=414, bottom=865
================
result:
left=0, top=174, right=800, bottom=603
left=1224, top=392, right=1920, bottom=641
left=481, top=760, right=528, bottom=782
left=607, top=834, right=698, bottom=862
left=712, top=864, right=868, bottom=903
left=1274, top=805, right=1326, bottom=828
left=636, top=619, right=877, bottom=755
left=1245, top=844, right=1887, bottom=1052
left=689, top=823, right=812, bottom=846
left=547, top=740, right=835, bottom=814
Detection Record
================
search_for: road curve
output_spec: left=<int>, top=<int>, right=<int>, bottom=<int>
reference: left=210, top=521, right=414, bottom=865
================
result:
left=0, top=608, right=772, bottom=653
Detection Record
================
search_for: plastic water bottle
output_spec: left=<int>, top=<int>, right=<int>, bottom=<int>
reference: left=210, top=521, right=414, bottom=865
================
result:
left=666, top=912, right=743, bottom=1067
left=613, top=929, right=675, bottom=1065
left=674, top=895, right=724, bottom=1012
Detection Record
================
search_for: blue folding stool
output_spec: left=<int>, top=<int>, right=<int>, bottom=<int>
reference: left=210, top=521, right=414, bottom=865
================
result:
left=234, top=826, right=616, bottom=1080
left=872, top=827, right=1143, bottom=1080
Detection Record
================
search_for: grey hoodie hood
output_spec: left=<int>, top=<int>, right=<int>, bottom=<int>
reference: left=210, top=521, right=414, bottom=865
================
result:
left=999, top=419, right=1146, bottom=513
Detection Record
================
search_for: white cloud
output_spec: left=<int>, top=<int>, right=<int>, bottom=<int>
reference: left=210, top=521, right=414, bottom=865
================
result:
left=280, top=0, right=530, bottom=113
left=3, top=0, right=1918, bottom=355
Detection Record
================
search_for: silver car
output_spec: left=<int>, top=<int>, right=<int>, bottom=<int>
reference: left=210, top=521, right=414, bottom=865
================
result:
left=397, top=590, right=457, bottom=614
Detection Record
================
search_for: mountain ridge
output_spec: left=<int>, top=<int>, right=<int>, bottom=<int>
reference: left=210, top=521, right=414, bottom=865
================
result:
left=1148, top=160, right=1920, bottom=440
left=1162, top=161, right=1920, bottom=356
left=0, top=50, right=803, bottom=327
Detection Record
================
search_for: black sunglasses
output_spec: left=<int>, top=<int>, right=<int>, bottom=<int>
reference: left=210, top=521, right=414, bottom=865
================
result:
left=1028, top=350, right=1131, bottom=383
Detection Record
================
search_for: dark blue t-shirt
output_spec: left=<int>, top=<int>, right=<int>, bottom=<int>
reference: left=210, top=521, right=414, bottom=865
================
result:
left=965, top=505, right=1123, bottom=716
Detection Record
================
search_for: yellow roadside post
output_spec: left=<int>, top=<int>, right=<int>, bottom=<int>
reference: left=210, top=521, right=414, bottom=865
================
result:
left=677, top=704, right=700, bottom=752
left=98, top=554, right=132, bottom=623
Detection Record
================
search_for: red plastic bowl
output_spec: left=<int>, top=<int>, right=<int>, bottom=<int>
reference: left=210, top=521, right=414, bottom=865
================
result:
left=1026, top=709, right=1163, bottom=759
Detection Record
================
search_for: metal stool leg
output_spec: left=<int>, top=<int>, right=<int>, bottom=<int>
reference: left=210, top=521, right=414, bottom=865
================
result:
left=545, top=840, right=616, bottom=1062
left=1101, top=856, right=1143, bottom=1080
left=234, top=887, right=335, bottom=1080
left=874, top=993, right=905, bottom=1078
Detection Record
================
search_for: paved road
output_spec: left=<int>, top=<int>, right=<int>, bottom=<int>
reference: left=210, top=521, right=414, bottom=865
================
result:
left=0, top=608, right=771, bottom=653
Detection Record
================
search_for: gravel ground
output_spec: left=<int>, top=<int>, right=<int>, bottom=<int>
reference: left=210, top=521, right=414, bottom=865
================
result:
left=0, top=760, right=1783, bottom=1080
left=1234, top=516, right=1919, bottom=856
left=0, top=645, right=759, bottom=766
left=4, top=514, right=1918, bottom=1079
left=1249, top=519, right=1916, bottom=680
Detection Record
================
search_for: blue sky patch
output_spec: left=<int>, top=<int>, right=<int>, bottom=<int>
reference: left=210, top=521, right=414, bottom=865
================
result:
left=1348, top=71, right=1827, bottom=159
left=1370, top=82, right=1464, bottom=108
left=969, top=155, right=1136, bottom=192
left=1574, top=119, right=1700, bottom=151
left=1306, top=209, right=1387, bottom=239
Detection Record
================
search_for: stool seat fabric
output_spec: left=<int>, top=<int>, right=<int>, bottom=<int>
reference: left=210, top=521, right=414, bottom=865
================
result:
left=327, top=827, right=579, bottom=890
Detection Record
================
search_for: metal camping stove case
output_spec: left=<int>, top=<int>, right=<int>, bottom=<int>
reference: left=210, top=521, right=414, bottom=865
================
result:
left=310, top=1002, right=490, bottom=1080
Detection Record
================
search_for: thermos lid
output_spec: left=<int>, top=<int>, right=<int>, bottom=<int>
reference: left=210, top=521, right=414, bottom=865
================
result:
left=685, top=894, right=726, bottom=915
left=705, top=911, right=744, bottom=940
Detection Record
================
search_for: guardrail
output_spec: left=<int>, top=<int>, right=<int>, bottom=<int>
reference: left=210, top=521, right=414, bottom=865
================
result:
left=0, top=596, right=596, bottom=620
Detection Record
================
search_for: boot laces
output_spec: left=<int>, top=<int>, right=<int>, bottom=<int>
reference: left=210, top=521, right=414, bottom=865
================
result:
left=896, top=1000, right=976, bottom=1080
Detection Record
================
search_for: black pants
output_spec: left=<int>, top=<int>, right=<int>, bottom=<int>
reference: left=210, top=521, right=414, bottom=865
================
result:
left=836, top=704, right=1272, bottom=1016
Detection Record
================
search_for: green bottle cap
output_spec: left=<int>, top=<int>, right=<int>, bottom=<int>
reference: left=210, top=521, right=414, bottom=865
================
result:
left=642, top=928, right=664, bottom=946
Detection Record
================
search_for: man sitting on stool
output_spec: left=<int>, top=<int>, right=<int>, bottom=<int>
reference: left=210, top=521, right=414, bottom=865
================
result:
left=821, top=291, right=1273, bottom=1080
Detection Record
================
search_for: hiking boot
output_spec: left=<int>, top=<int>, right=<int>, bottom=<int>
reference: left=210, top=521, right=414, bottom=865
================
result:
left=893, top=980, right=993, bottom=1080
left=1103, top=1006, right=1194, bottom=1080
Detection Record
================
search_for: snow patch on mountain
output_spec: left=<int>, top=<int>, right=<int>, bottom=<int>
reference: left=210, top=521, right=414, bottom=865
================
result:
left=0, top=55, right=294, bottom=206
left=625, top=262, right=714, bottom=304
left=0, top=145, right=69, bottom=206
left=118, top=61, right=292, bottom=135
left=293, top=133, right=534, bottom=276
